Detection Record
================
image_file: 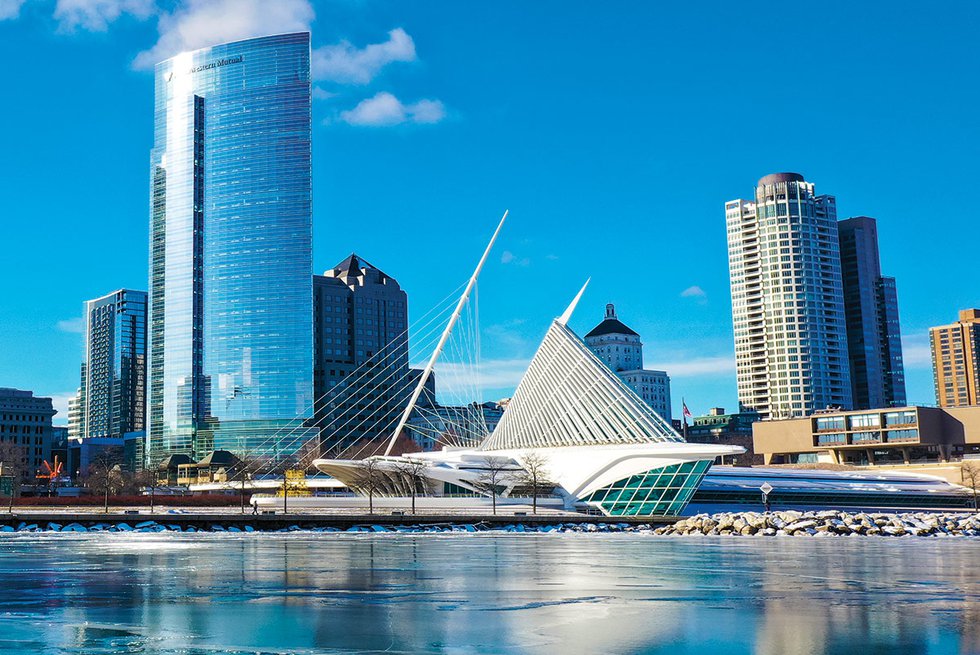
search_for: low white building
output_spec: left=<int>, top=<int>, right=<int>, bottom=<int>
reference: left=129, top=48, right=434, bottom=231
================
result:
left=314, top=290, right=738, bottom=517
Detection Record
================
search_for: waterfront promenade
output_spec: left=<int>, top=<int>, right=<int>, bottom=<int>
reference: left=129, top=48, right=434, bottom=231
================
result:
left=7, top=506, right=980, bottom=535
left=0, top=505, right=672, bottom=531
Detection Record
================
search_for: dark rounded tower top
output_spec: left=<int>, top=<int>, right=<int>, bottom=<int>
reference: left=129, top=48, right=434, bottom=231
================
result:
left=757, top=172, right=804, bottom=186
left=585, top=303, right=639, bottom=338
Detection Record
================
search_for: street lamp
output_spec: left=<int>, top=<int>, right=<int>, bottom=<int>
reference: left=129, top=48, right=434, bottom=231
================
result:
left=282, top=473, right=288, bottom=514
left=0, top=461, right=11, bottom=513
left=760, top=482, right=773, bottom=513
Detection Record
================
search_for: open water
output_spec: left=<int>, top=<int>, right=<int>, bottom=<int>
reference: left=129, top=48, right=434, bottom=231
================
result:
left=1, top=532, right=979, bottom=654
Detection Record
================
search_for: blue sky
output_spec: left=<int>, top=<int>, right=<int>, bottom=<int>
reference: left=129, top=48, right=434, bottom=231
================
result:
left=0, top=0, right=977, bottom=424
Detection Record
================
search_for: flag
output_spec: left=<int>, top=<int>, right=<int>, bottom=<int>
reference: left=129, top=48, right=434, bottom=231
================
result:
left=682, top=402, right=692, bottom=419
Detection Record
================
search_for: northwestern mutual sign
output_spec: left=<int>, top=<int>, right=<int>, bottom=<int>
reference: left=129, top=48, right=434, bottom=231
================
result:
left=189, top=55, right=243, bottom=74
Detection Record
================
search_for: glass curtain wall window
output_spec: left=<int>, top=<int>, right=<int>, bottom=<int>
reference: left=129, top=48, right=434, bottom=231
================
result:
left=147, top=33, right=315, bottom=466
left=884, top=411, right=917, bottom=427
left=886, top=429, right=919, bottom=443
left=849, top=414, right=881, bottom=429
left=815, top=416, right=846, bottom=431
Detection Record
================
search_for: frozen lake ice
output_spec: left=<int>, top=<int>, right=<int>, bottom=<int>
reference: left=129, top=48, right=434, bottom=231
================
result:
left=1, top=531, right=979, bottom=654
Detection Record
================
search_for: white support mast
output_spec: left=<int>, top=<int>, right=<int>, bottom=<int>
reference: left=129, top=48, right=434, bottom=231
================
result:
left=383, top=210, right=509, bottom=456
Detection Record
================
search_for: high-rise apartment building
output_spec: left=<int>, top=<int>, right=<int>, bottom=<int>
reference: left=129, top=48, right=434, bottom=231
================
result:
left=313, top=254, right=411, bottom=454
left=837, top=217, right=906, bottom=408
left=726, top=173, right=852, bottom=420
left=584, top=304, right=672, bottom=421
left=930, top=309, right=980, bottom=407
left=67, top=382, right=83, bottom=440
left=78, top=289, right=147, bottom=439
left=147, top=33, right=314, bottom=465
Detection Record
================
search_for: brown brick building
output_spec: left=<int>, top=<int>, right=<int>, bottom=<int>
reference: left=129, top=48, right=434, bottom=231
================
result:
left=753, top=405, right=980, bottom=471
left=931, top=309, right=980, bottom=407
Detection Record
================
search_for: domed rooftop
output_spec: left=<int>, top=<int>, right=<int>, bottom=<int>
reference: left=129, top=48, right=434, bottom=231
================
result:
left=757, top=172, right=804, bottom=186
left=585, top=304, right=639, bottom=338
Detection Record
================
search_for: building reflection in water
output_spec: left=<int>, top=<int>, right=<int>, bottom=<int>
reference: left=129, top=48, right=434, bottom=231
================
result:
left=0, top=533, right=979, bottom=653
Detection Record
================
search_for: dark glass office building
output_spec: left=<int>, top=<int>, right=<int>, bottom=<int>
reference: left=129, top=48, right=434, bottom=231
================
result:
left=313, top=255, right=411, bottom=455
left=147, top=33, right=314, bottom=466
left=837, top=216, right=906, bottom=409
left=81, top=289, right=147, bottom=439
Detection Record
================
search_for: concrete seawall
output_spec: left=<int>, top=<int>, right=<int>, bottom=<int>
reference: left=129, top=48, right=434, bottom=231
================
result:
left=0, top=511, right=675, bottom=532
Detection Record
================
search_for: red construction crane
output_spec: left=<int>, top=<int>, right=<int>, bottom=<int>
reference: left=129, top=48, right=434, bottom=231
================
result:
left=36, top=456, right=63, bottom=482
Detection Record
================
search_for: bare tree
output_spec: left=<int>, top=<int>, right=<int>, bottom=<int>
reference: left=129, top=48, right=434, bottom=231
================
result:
left=231, top=449, right=255, bottom=514
left=0, top=442, right=26, bottom=511
left=395, top=457, right=429, bottom=515
left=353, top=458, right=385, bottom=515
left=475, top=456, right=514, bottom=516
left=388, top=431, right=423, bottom=457
left=517, top=451, right=551, bottom=515
left=962, top=461, right=980, bottom=510
left=84, top=450, right=126, bottom=513
left=133, top=469, right=159, bottom=513
left=334, top=438, right=380, bottom=460
left=293, top=433, right=326, bottom=472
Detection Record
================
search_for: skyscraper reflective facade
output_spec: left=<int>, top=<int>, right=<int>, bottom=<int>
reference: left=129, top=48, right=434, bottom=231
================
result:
left=80, top=289, right=147, bottom=439
left=148, top=33, right=314, bottom=466
left=837, top=216, right=906, bottom=409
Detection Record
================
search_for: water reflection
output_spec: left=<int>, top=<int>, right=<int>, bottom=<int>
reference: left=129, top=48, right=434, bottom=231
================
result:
left=0, top=533, right=978, bottom=653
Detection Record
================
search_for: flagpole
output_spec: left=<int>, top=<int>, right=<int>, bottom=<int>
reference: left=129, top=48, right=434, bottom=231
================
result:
left=682, top=397, right=688, bottom=440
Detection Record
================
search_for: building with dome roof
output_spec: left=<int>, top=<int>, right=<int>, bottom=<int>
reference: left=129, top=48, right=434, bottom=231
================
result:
left=584, top=304, right=672, bottom=421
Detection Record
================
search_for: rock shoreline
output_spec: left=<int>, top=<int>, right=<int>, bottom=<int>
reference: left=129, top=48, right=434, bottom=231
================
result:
left=654, top=510, right=980, bottom=537
left=4, top=511, right=980, bottom=536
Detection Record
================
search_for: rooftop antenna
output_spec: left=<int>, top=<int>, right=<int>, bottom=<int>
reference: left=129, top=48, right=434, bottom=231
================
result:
left=383, top=210, right=508, bottom=457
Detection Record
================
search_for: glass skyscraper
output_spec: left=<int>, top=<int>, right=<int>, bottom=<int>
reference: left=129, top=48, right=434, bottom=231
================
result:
left=81, top=289, right=147, bottom=439
left=837, top=216, right=906, bottom=409
left=147, top=33, right=314, bottom=466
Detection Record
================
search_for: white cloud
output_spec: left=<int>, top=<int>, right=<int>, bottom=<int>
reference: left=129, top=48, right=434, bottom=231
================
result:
left=430, top=353, right=736, bottom=399
left=431, top=358, right=531, bottom=401
left=133, top=0, right=314, bottom=69
left=339, top=91, right=446, bottom=127
left=484, top=319, right=530, bottom=353
left=646, top=355, right=736, bottom=377
left=409, top=98, right=446, bottom=123
left=901, top=333, right=933, bottom=368
left=312, top=86, right=336, bottom=101
left=57, top=316, right=87, bottom=334
left=312, top=27, right=415, bottom=84
left=680, top=285, right=707, bottom=299
left=500, top=250, right=530, bottom=266
left=48, top=391, right=78, bottom=425
left=0, top=0, right=25, bottom=20
left=54, top=0, right=155, bottom=32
